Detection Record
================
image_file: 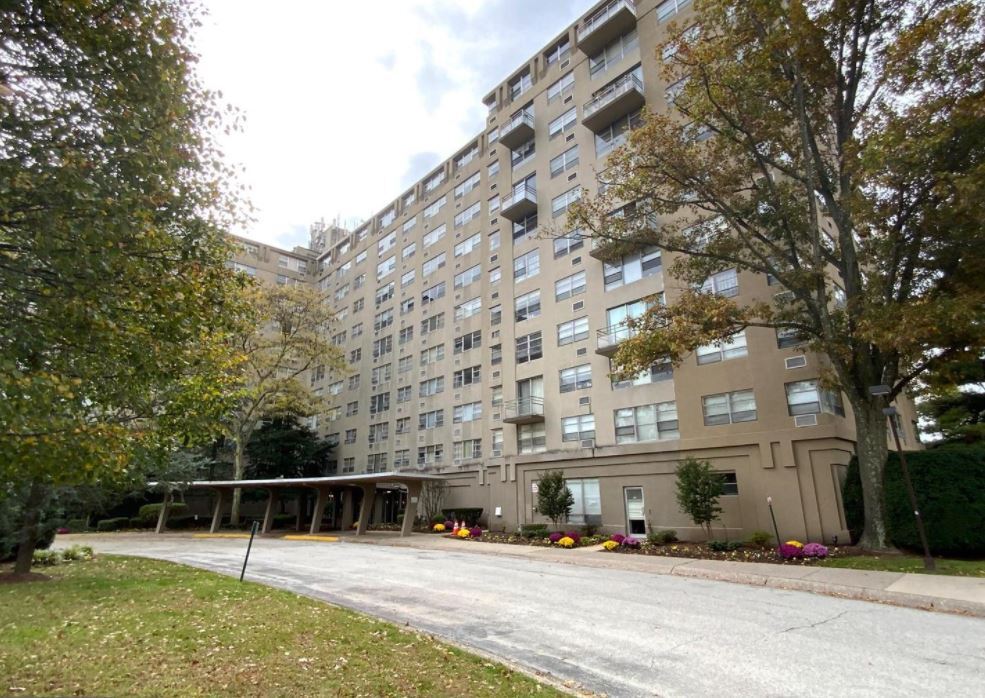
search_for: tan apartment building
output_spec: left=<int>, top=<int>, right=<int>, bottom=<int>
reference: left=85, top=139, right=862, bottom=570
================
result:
left=231, top=0, right=919, bottom=544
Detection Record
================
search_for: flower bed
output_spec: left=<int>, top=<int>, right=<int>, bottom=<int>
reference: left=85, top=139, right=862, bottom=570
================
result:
left=456, top=530, right=608, bottom=549
left=600, top=536, right=850, bottom=565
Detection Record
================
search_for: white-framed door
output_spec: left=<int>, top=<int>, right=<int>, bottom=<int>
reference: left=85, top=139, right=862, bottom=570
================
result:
left=624, top=486, right=646, bottom=537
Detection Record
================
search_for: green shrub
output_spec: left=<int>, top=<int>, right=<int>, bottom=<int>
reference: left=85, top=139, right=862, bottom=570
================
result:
left=708, top=540, right=743, bottom=552
left=647, top=529, right=678, bottom=545
left=137, top=502, right=189, bottom=522
left=129, top=517, right=148, bottom=528
left=60, top=545, right=94, bottom=561
left=95, top=517, right=129, bottom=532
left=518, top=523, right=548, bottom=539
left=430, top=514, right=446, bottom=525
left=64, top=518, right=88, bottom=533
left=441, top=508, right=483, bottom=526
left=32, top=549, right=62, bottom=566
left=747, top=530, right=773, bottom=547
left=842, top=445, right=985, bottom=556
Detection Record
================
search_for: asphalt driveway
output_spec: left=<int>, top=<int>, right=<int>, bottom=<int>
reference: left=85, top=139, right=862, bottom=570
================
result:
left=60, top=534, right=985, bottom=697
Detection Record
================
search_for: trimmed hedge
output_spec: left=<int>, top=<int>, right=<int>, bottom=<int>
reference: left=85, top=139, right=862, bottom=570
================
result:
left=96, top=517, right=129, bottom=532
left=441, top=508, right=483, bottom=526
left=137, top=502, right=188, bottom=522
left=843, top=445, right=985, bottom=556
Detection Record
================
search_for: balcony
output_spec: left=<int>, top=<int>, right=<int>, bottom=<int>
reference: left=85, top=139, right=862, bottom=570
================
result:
left=498, top=111, right=535, bottom=150
left=582, top=72, right=646, bottom=132
left=500, top=183, right=538, bottom=221
left=502, top=396, right=545, bottom=424
left=596, top=321, right=638, bottom=356
left=577, top=0, right=637, bottom=56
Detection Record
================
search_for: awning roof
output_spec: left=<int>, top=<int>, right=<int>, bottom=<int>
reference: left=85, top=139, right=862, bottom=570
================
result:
left=167, top=471, right=445, bottom=490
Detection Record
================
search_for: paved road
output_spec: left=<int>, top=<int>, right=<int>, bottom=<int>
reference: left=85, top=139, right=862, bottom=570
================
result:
left=66, top=535, right=985, bottom=697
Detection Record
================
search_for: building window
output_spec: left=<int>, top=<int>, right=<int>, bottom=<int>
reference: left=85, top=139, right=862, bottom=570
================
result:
left=547, top=71, right=574, bottom=103
left=595, top=109, right=643, bottom=158
left=424, top=170, right=446, bottom=193
left=702, top=389, right=757, bottom=425
left=545, top=36, right=571, bottom=65
left=351, top=322, right=364, bottom=339
left=397, top=385, right=411, bottom=403
left=454, top=201, right=482, bottom=229
left=422, top=253, right=446, bottom=277
left=611, top=359, right=672, bottom=388
left=400, top=297, right=415, bottom=315
left=511, top=138, right=536, bottom=169
left=420, top=344, right=444, bottom=365
left=603, top=247, right=662, bottom=290
left=512, top=212, right=538, bottom=240
left=375, top=282, right=394, bottom=306
left=396, top=417, right=410, bottom=434
left=352, top=298, right=364, bottom=313
left=513, top=249, right=540, bottom=281
left=560, top=364, right=592, bottom=392
left=589, top=28, right=639, bottom=78
left=419, top=376, right=444, bottom=397
left=342, top=457, right=355, bottom=474
left=349, top=348, right=361, bottom=363
left=454, top=331, right=481, bottom=354
left=394, top=449, right=410, bottom=468
left=657, top=0, right=692, bottom=23
left=454, top=264, right=482, bottom=289
left=562, top=414, right=595, bottom=442
left=398, top=326, right=414, bottom=346
left=454, top=233, right=482, bottom=257
left=455, top=297, right=482, bottom=320
left=554, top=271, right=586, bottom=301
left=720, top=472, right=739, bottom=496
left=491, top=429, right=504, bottom=455
left=372, top=335, right=392, bottom=359
left=776, top=326, right=806, bottom=348
left=421, top=281, right=446, bottom=305
left=490, top=343, right=502, bottom=365
left=371, top=364, right=392, bottom=386
left=557, top=317, right=589, bottom=346
left=345, top=401, right=358, bottom=417
left=785, top=379, right=845, bottom=417
left=490, top=304, right=502, bottom=325
left=401, top=270, right=415, bottom=289
left=422, top=225, right=446, bottom=249
left=550, top=145, right=579, bottom=178
left=515, top=331, right=543, bottom=364
left=490, top=267, right=502, bottom=284
left=517, top=423, right=546, bottom=454
left=551, top=187, right=581, bottom=218
left=455, top=144, right=478, bottom=170
left=488, top=160, right=500, bottom=178
left=376, top=256, right=396, bottom=280
left=491, top=385, right=503, bottom=406
left=453, top=439, right=482, bottom=461
left=421, top=314, right=445, bottom=335
left=453, top=401, right=483, bottom=423
left=509, top=69, right=532, bottom=100
left=614, top=402, right=679, bottom=442
left=417, top=444, right=444, bottom=466
left=701, top=268, right=739, bottom=297
left=419, top=409, right=444, bottom=429
left=514, top=290, right=541, bottom=322
left=567, top=478, right=601, bottom=525
left=369, top=393, right=390, bottom=415
left=374, top=309, right=394, bottom=332
left=345, top=428, right=357, bottom=444
left=553, top=231, right=584, bottom=258
left=696, top=331, right=748, bottom=364
left=368, top=422, right=389, bottom=444
left=453, top=365, right=481, bottom=388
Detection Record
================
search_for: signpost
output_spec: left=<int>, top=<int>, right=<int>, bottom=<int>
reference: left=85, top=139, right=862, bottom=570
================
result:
left=240, top=520, right=259, bottom=582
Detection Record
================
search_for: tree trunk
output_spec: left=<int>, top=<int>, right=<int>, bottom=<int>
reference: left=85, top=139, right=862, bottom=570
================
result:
left=229, top=437, right=246, bottom=527
left=854, top=401, right=893, bottom=551
left=13, top=482, right=47, bottom=575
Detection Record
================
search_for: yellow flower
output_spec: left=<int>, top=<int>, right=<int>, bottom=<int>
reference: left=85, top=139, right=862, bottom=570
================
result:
left=433, top=523, right=445, bottom=532
left=602, top=540, right=620, bottom=551
left=557, top=536, right=575, bottom=548
left=456, top=528, right=471, bottom=538
left=785, top=540, right=804, bottom=548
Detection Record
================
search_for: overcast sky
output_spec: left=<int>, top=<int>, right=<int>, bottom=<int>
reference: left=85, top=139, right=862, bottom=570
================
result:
left=194, top=0, right=593, bottom=250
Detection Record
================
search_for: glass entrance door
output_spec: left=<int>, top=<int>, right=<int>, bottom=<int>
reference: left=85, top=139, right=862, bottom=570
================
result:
left=624, top=487, right=646, bottom=537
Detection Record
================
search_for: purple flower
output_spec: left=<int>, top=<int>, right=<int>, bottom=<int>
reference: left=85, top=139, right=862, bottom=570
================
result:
left=469, top=526, right=482, bottom=538
left=622, top=536, right=641, bottom=548
left=564, top=531, right=582, bottom=544
left=779, top=543, right=804, bottom=559
left=610, top=533, right=626, bottom=544
left=548, top=532, right=564, bottom=544
left=802, top=542, right=829, bottom=558
left=444, top=520, right=455, bottom=529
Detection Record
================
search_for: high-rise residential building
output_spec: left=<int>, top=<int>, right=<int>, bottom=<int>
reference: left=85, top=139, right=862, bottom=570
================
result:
left=230, top=0, right=918, bottom=542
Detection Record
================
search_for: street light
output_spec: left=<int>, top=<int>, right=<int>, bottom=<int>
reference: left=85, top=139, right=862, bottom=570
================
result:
left=869, top=385, right=935, bottom=570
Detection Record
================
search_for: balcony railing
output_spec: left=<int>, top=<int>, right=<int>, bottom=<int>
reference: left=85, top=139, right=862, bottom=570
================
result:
left=596, top=320, right=639, bottom=355
left=502, top=396, right=545, bottom=424
left=500, top=182, right=538, bottom=221
left=582, top=72, right=645, bottom=132
left=499, top=110, right=535, bottom=150
left=577, top=0, right=637, bottom=55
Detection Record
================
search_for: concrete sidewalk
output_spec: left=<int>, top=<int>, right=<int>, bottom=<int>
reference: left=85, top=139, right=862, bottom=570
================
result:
left=341, top=531, right=985, bottom=617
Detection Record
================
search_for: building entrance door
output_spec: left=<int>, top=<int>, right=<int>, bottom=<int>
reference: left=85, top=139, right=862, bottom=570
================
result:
left=624, top=487, right=646, bottom=537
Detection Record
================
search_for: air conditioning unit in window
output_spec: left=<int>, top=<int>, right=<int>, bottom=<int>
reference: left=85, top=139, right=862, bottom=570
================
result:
left=491, top=449, right=503, bottom=457
left=795, top=414, right=818, bottom=427
left=785, top=356, right=807, bottom=370
left=453, top=458, right=462, bottom=466
left=581, top=438, right=595, bottom=449
left=579, top=396, right=591, bottom=406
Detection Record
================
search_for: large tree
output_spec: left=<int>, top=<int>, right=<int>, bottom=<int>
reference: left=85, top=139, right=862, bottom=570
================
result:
left=569, top=0, right=985, bottom=550
left=919, top=356, right=985, bottom=443
left=0, top=0, right=249, bottom=573
left=225, top=283, right=344, bottom=525
left=245, top=414, right=333, bottom=480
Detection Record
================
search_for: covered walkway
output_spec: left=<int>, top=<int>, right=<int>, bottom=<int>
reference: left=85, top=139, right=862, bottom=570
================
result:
left=152, top=472, right=444, bottom=537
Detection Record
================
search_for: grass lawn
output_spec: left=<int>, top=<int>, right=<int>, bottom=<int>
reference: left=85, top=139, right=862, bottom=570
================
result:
left=821, top=554, right=985, bottom=577
left=0, top=556, right=561, bottom=697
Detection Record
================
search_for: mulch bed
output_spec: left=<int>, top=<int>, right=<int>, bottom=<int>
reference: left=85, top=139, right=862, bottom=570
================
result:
left=606, top=542, right=860, bottom=565
left=0, top=571, right=51, bottom=584
left=452, top=531, right=608, bottom=548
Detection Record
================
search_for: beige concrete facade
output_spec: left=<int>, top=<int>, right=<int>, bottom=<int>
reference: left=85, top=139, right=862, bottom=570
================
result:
left=230, top=0, right=919, bottom=543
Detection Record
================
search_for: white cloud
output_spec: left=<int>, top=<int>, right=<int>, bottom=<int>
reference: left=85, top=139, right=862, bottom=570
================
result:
left=194, top=0, right=589, bottom=250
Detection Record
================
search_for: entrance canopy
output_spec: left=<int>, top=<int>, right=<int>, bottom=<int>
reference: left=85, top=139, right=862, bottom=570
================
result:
left=154, top=471, right=445, bottom=537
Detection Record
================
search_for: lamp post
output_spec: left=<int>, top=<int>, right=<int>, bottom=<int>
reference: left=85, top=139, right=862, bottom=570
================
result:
left=868, top=385, right=935, bottom=570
